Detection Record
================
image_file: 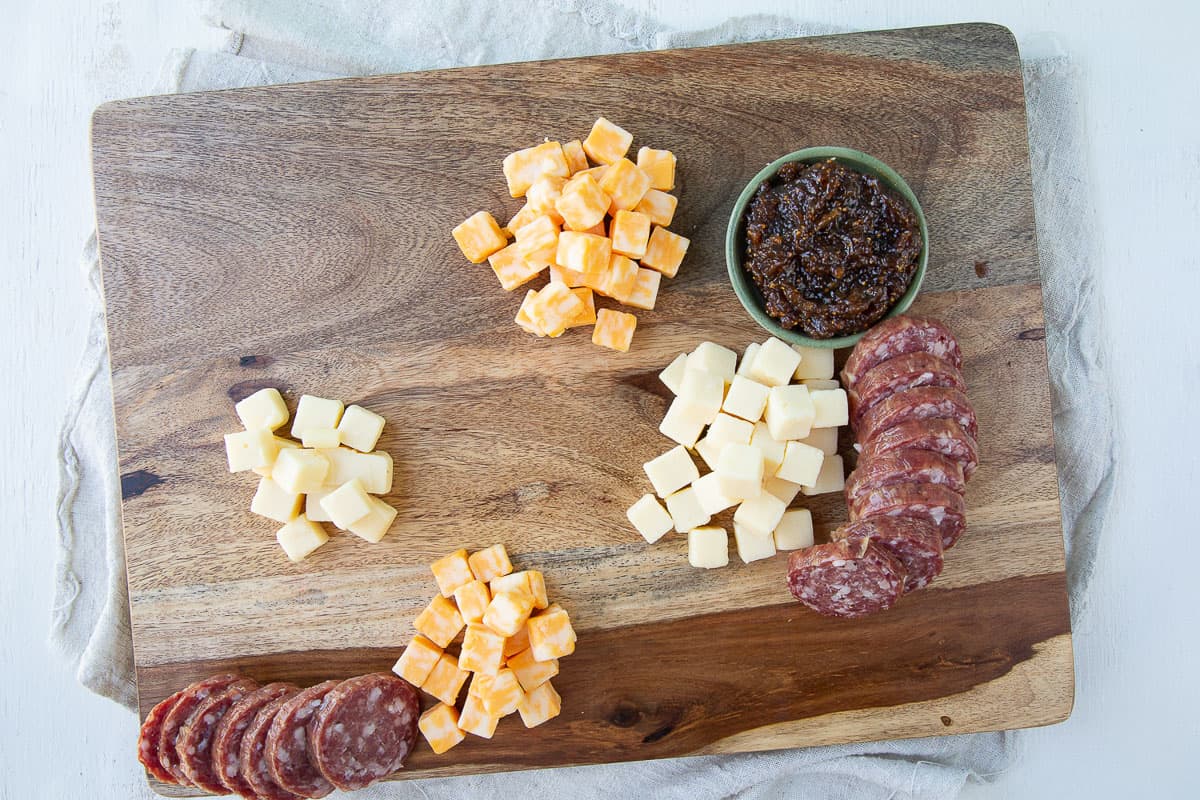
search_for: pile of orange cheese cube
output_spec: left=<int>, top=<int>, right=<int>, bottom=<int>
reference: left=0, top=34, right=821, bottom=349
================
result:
left=392, top=544, right=577, bottom=754
left=451, top=117, right=690, bottom=353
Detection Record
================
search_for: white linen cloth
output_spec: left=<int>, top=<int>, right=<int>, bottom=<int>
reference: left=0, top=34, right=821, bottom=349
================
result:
left=51, top=2, right=1116, bottom=797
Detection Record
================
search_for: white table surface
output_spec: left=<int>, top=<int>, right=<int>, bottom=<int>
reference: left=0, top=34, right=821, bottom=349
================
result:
left=3, top=0, right=1197, bottom=797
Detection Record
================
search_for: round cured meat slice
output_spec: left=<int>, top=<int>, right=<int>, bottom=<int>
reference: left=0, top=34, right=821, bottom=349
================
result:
left=832, top=517, right=944, bottom=592
left=862, top=418, right=979, bottom=480
left=157, top=674, right=244, bottom=785
left=850, top=482, right=966, bottom=550
left=845, top=449, right=966, bottom=507
left=213, top=682, right=299, bottom=798
left=310, top=673, right=420, bottom=791
left=178, top=677, right=259, bottom=793
left=786, top=538, right=907, bottom=618
left=856, top=385, right=978, bottom=444
left=847, top=353, right=967, bottom=430
left=266, top=680, right=340, bottom=798
left=240, top=692, right=304, bottom=800
left=138, top=690, right=187, bottom=784
left=841, top=315, right=962, bottom=390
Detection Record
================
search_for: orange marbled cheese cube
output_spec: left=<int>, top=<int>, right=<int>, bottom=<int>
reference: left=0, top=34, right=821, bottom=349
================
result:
left=452, top=211, right=507, bottom=263
left=555, top=173, right=610, bottom=232
left=636, top=146, right=676, bottom=191
left=453, top=579, right=491, bottom=625
left=640, top=226, right=690, bottom=278
left=582, top=117, right=633, bottom=165
left=514, top=214, right=560, bottom=265
left=592, top=308, right=638, bottom=353
left=527, top=607, right=577, bottom=661
left=478, top=667, right=524, bottom=716
left=517, top=680, right=562, bottom=728
left=482, top=590, right=535, bottom=637
left=489, top=570, right=547, bottom=609
left=503, top=623, right=531, bottom=658
left=635, top=189, right=678, bottom=227
left=526, top=174, right=567, bottom=225
left=602, top=254, right=640, bottom=301
left=502, top=141, right=569, bottom=197
left=609, top=209, right=652, bottom=259
left=624, top=267, right=661, bottom=311
left=468, top=543, right=513, bottom=583
left=391, top=634, right=442, bottom=687
left=507, top=646, right=559, bottom=692
left=566, top=288, right=597, bottom=328
left=418, top=702, right=465, bottom=754
left=505, top=203, right=540, bottom=237
left=598, top=157, right=652, bottom=212
left=457, top=692, right=500, bottom=739
left=576, top=164, right=608, bottom=182
left=431, top=548, right=474, bottom=597
left=487, top=243, right=543, bottom=291
left=413, top=594, right=464, bottom=648
left=515, top=289, right=545, bottom=337
left=421, top=652, right=469, bottom=706
left=555, top=231, right=612, bottom=277
left=527, top=282, right=585, bottom=338
left=459, top=623, right=506, bottom=675
left=562, top=138, right=589, bottom=174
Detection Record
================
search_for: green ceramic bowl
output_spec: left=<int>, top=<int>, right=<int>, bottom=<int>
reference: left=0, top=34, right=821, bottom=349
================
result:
left=724, top=146, right=928, bottom=349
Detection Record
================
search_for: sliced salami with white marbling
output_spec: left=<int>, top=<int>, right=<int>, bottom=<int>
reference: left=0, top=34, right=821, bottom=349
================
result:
left=310, top=673, right=420, bottom=791
left=786, top=537, right=908, bottom=618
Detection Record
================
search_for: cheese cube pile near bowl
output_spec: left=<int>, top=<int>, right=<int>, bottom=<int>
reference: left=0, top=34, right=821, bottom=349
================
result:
left=451, top=117, right=689, bottom=352
left=627, top=339, right=848, bottom=567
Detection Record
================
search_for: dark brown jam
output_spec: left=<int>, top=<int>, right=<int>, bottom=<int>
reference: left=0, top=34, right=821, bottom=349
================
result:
left=742, top=158, right=922, bottom=339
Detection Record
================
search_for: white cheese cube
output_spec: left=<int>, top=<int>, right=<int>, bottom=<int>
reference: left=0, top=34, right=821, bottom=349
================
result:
left=664, top=486, right=711, bottom=533
left=643, top=445, right=700, bottom=498
left=276, top=515, right=329, bottom=562
left=271, top=448, right=330, bottom=494
left=722, top=375, right=770, bottom=422
left=763, top=475, right=803, bottom=505
left=319, top=478, right=373, bottom=529
left=678, top=369, right=724, bottom=424
left=626, top=494, right=673, bottom=543
left=301, top=427, right=341, bottom=449
left=693, top=436, right=723, bottom=471
left=338, top=404, right=386, bottom=452
left=750, top=422, right=786, bottom=474
left=765, top=385, right=815, bottom=441
left=776, top=441, right=825, bottom=486
left=802, top=379, right=841, bottom=391
left=235, top=388, right=289, bottom=431
left=658, top=399, right=706, bottom=448
left=706, top=413, right=754, bottom=452
left=321, top=447, right=393, bottom=494
left=305, top=488, right=333, bottom=522
left=733, top=491, right=787, bottom=536
left=791, top=344, right=835, bottom=380
left=347, top=495, right=398, bottom=542
left=687, top=341, right=737, bottom=384
left=687, top=526, right=729, bottom=568
left=659, top=353, right=688, bottom=395
left=290, top=394, right=344, bottom=440
left=250, top=435, right=299, bottom=478
left=736, top=342, right=761, bottom=376
left=798, top=426, right=839, bottom=456
left=691, top=472, right=741, bottom=514
left=250, top=477, right=303, bottom=523
left=733, top=522, right=777, bottom=563
left=800, top=454, right=845, bottom=495
left=774, top=508, right=815, bottom=550
left=224, top=429, right=279, bottom=473
left=748, top=337, right=802, bottom=387
left=716, top=443, right=764, bottom=500
left=810, top=388, right=849, bottom=428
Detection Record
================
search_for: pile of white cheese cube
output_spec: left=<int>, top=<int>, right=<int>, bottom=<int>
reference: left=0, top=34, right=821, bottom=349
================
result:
left=626, top=338, right=848, bottom=568
left=224, top=388, right=398, bottom=562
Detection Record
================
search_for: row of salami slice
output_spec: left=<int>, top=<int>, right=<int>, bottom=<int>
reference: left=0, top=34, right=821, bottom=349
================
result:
left=786, top=315, right=980, bottom=618
left=137, top=671, right=420, bottom=798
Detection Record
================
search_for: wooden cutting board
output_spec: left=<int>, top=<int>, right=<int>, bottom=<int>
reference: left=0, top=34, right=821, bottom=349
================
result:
left=90, top=22, right=1072, bottom=793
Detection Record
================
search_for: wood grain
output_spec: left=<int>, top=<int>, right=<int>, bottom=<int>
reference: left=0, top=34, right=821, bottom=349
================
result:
left=89, top=23, right=1072, bottom=791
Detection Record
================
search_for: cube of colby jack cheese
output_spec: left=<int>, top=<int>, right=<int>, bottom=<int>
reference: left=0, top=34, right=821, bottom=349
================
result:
left=457, top=693, right=500, bottom=739
left=610, top=210, right=651, bottom=259
left=337, top=404, right=385, bottom=453
left=271, top=448, right=329, bottom=494
left=301, top=427, right=340, bottom=449
left=716, top=443, right=764, bottom=500
left=658, top=353, right=688, bottom=395
left=556, top=231, right=612, bottom=277
left=347, top=496, right=397, bottom=543
left=765, top=385, right=815, bottom=441
left=592, top=309, right=637, bottom=353
left=791, top=344, right=836, bottom=380
left=468, top=544, right=513, bottom=583
left=275, top=515, right=329, bottom=562
left=235, top=388, right=288, bottom=431
left=515, top=289, right=544, bottom=336
left=623, top=267, right=661, bottom=310
left=688, top=526, right=729, bottom=568
left=688, top=341, right=737, bottom=385
left=503, top=623, right=531, bottom=658
left=529, top=282, right=585, bottom=338
left=598, top=157, right=652, bottom=212
left=452, top=210, right=507, bottom=263
left=488, top=243, right=544, bottom=291
left=502, top=140, right=569, bottom=197
left=250, top=477, right=302, bottom=523
left=733, top=491, right=787, bottom=536
left=507, top=647, right=559, bottom=692
left=506, top=203, right=540, bottom=236
left=635, top=188, right=678, bottom=227
left=225, top=429, right=278, bottom=473
left=318, top=478, right=372, bottom=529
left=640, top=227, right=689, bottom=278
left=321, top=447, right=393, bottom=494
left=515, top=215, right=560, bottom=265
left=422, top=652, right=469, bottom=706
left=627, top=494, right=673, bottom=543
left=636, top=147, right=676, bottom=191
left=431, top=549, right=474, bottom=597
left=478, top=668, right=524, bottom=716
left=490, top=571, right=548, bottom=609
left=392, top=634, right=442, bottom=687
left=459, top=623, right=505, bottom=675
left=555, top=173, right=610, bottom=231
left=453, top=580, right=491, bottom=625
left=483, top=591, right=535, bottom=637
left=800, top=454, right=845, bottom=496
left=528, top=607, right=576, bottom=661
left=722, top=376, right=770, bottom=423
left=291, top=394, right=344, bottom=440
left=603, top=254, right=640, bottom=301
left=414, top=595, right=464, bottom=648
left=748, top=338, right=802, bottom=387
left=418, top=703, right=465, bottom=754
left=665, top=487, right=711, bottom=533
left=526, top=175, right=566, bottom=225
left=518, top=680, right=562, bottom=728
left=561, top=139, right=588, bottom=175
left=776, top=441, right=825, bottom=487
left=582, top=117, right=633, bottom=165
left=643, top=445, right=700, bottom=498
left=773, top=508, right=815, bottom=550
left=810, top=388, right=849, bottom=428
left=733, top=522, right=777, bottom=564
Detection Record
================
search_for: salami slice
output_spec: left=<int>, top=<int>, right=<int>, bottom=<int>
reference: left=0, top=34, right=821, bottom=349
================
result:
left=786, top=537, right=907, bottom=618
left=832, top=517, right=944, bottom=592
left=845, top=449, right=966, bottom=507
left=266, top=680, right=340, bottom=798
left=240, top=692, right=304, bottom=800
left=850, top=482, right=967, bottom=549
left=176, top=677, right=259, bottom=793
left=157, top=674, right=243, bottom=785
left=841, top=315, right=962, bottom=389
left=212, top=682, right=299, bottom=798
left=847, top=352, right=967, bottom=429
left=855, top=385, right=978, bottom=444
left=310, top=674, right=420, bottom=791
left=138, top=690, right=187, bottom=784
left=862, top=418, right=979, bottom=480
